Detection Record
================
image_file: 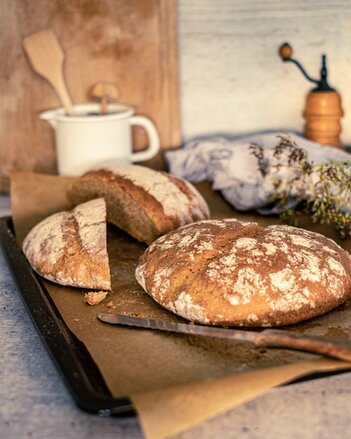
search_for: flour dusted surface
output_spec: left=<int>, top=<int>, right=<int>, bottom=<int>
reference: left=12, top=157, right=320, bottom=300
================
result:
left=136, top=219, right=351, bottom=327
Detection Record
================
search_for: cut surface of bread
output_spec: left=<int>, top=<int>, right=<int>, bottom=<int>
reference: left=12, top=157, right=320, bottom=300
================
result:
left=22, top=198, right=111, bottom=290
left=136, top=219, right=351, bottom=327
left=67, top=165, right=210, bottom=244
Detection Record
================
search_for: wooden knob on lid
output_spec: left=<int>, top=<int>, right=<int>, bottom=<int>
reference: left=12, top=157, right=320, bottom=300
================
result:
left=90, top=83, right=119, bottom=114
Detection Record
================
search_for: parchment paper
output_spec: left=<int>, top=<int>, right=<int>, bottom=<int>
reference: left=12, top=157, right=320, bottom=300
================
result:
left=10, top=171, right=351, bottom=439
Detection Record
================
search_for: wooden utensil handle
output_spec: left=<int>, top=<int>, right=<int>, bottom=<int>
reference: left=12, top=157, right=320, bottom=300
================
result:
left=256, top=329, right=351, bottom=362
left=53, top=77, right=74, bottom=116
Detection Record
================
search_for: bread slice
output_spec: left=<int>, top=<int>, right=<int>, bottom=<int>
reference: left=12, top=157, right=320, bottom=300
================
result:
left=22, top=198, right=111, bottom=290
left=67, top=165, right=210, bottom=244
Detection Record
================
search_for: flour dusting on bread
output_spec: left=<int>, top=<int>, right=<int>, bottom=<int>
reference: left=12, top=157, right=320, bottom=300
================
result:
left=136, top=219, right=351, bottom=327
left=68, top=165, right=210, bottom=244
left=104, top=165, right=208, bottom=226
left=23, top=198, right=111, bottom=290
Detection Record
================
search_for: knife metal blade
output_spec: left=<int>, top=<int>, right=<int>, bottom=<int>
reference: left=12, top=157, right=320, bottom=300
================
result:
left=97, top=313, right=351, bottom=363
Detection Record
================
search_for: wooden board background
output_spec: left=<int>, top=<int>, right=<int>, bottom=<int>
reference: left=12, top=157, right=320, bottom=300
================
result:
left=0, top=0, right=180, bottom=193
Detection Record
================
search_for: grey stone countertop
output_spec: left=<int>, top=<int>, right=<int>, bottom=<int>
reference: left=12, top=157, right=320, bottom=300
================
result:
left=1, top=195, right=351, bottom=439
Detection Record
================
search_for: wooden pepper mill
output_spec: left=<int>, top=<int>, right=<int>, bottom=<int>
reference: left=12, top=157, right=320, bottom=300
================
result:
left=279, top=42, right=344, bottom=149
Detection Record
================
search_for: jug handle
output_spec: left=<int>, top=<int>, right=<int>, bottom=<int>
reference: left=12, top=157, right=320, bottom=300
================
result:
left=130, top=116, right=160, bottom=162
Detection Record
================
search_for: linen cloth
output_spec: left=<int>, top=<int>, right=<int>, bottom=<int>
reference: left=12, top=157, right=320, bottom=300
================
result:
left=166, top=132, right=351, bottom=213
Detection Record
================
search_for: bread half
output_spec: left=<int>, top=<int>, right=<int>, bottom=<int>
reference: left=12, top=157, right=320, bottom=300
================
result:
left=22, top=198, right=111, bottom=290
left=67, top=165, right=210, bottom=244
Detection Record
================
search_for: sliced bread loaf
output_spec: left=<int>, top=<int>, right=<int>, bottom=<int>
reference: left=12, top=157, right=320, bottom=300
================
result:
left=22, top=198, right=111, bottom=290
left=67, top=165, right=210, bottom=244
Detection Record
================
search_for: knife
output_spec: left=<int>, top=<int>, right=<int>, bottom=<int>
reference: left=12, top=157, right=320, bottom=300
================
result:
left=97, top=313, right=351, bottom=362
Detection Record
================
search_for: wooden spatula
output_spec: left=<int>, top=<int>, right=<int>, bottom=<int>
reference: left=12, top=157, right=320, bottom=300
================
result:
left=23, top=29, right=74, bottom=115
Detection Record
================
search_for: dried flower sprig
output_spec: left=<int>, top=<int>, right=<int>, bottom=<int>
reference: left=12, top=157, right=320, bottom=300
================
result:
left=250, top=136, right=351, bottom=238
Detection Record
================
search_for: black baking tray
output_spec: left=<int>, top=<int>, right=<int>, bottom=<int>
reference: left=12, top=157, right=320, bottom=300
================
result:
left=1, top=216, right=350, bottom=416
left=0, top=216, right=135, bottom=417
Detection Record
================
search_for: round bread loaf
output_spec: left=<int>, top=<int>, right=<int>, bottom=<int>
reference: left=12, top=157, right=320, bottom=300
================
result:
left=67, top=165, right=210, bottom=245
left=22, top=198, right=111, bottom=290
left=135, top=219, right=351, bottom=327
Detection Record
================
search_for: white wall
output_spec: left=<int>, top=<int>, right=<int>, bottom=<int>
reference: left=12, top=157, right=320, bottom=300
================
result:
left=178, top=0, right=351, bottom=145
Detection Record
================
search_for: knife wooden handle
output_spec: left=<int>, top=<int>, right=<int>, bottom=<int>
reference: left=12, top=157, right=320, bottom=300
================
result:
left=98, top=313, right=351, bottom=363
left=255, top=329, right=351, bottom=362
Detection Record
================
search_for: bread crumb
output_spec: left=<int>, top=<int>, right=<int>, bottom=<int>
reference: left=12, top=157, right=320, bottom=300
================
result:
left=106, top=301, right=114, bottom=308
left=84, top=291, right=108, bottom=305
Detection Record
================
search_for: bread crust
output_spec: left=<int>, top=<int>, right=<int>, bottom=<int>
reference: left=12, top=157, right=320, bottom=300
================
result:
left=22, top=198, right=111, bottom=290
left=136, top=219, right=351, bottom=327
left=67, top=165, right=210, bottom=244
